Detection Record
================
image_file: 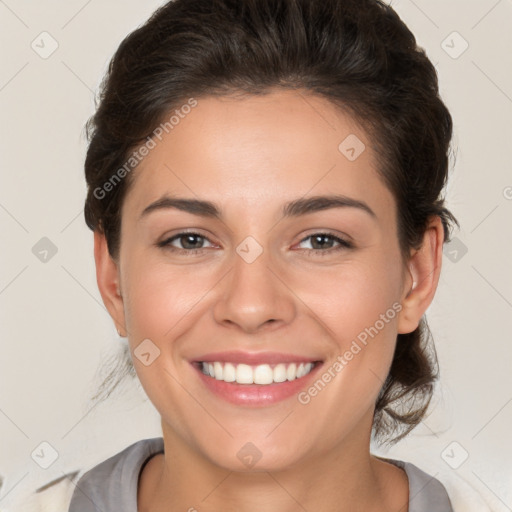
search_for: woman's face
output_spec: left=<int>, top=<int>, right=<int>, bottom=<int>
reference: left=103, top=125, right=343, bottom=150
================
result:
left=104, top=90, right=417, bottom=471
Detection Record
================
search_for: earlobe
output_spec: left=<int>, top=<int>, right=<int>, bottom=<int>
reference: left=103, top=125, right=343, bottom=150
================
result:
left=397, top=217, right=445, bottom=334
left=93, top=231, right=127, bottom=337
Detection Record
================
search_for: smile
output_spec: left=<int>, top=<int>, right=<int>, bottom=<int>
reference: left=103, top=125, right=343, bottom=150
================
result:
left=200, top=361, right=316, bottom=385
left=191, top=351, right=324, bottom=406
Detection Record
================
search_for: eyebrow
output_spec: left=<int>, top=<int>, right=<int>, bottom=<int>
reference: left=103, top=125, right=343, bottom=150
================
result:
left=139, top=194, right=377, bottom=221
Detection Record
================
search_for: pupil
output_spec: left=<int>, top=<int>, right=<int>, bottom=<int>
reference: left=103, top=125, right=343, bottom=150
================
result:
left=313, top=235, right=330, bottom=249
left=184, top=234, right=201, bottom=249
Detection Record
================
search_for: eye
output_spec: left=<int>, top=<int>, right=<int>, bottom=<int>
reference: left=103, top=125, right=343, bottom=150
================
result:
left=157, top=231, right=216, bottom=254
left=156, top=230, right=353, bottom=257
left=296, top=232, right=353, bottom=256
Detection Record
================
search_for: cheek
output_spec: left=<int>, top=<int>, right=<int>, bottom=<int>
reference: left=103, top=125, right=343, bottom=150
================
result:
left=122, top=242, right=403, bottom=346
left=292, top=255, right=404, bottom=411
left=122, top=255, right=211, bottom=339
left=291, top=254, right=403, bottom=341
left=295, top=260, right=403, bottom=425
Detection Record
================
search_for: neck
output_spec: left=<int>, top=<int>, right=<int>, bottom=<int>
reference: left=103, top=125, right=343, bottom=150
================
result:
left=138, top=423, right=409, bottom=512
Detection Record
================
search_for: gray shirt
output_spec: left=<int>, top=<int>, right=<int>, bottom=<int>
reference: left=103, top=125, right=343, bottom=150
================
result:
left=68, top=437, right=453, bottom=511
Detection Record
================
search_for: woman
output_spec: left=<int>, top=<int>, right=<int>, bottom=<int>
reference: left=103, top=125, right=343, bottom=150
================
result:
left=4, top=0, right=478, bottom=510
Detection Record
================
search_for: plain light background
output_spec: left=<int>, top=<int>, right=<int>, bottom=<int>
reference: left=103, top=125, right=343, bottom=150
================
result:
left=0, top=0, right=511, bottom=509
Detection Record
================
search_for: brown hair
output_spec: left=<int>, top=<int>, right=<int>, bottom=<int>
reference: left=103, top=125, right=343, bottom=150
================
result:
left=84, top=0, right=458, bottom=445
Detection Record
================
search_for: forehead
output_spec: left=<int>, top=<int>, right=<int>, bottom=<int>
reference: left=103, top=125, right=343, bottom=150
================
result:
left=122, top=90, right=396, bottom=227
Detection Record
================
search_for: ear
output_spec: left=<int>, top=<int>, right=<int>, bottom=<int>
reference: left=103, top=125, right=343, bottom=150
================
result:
left=94, top=231, right=127, bottom=337
left=397, top=216, right=445, bottom=334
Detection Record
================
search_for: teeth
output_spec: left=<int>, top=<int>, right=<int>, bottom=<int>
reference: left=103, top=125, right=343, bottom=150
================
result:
left=213, top=362, right=223, bottom=380
left=254, top=364, right=273, bottom=385
left=223, top=363, right=236, bottom=382
left=286, top=363, right=297, bottom=381
left=236, top=364, right=254, bottom=384
left=273, top=363, right=287, bottom=383
left=200, top=361, right=315, bottom=385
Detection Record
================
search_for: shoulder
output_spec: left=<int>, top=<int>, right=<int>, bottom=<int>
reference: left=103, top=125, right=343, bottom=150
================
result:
left=68, top=437, right=164, bottom=511
left=71, top=436, right=164, bottom=489
left=382, top=458, right=453, bottom=511
left=426, top=468, right=495, bottom=512
left=0, top=438, right=164, bottom=512
left=382, top=457, right=494, bottom=512
left=0, top=471, right=81, bottom=512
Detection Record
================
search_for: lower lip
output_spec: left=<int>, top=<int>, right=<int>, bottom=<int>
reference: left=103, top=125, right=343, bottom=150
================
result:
left=193, top=362, right=323, bottom=407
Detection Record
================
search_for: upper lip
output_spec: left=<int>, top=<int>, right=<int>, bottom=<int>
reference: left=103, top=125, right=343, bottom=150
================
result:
left=192, top=351, right=322, bottom=365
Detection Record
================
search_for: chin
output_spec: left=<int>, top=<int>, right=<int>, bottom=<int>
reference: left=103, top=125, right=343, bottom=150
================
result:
left=199, top=438, right=312, bottom=474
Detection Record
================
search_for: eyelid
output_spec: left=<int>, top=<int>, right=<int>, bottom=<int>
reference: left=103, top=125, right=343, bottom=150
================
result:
left=157, top=229, right=217, bottom=249
left=297, top=228, right=354, bottom=244
left=159, top=227, right=213, bottom=239
left=157, top=229, right=354, bottom=256
left=294, top=231, right=353, bottom=252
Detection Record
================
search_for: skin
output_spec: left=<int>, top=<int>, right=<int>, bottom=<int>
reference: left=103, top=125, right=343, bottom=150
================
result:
left=94, top=89, right=444, bottom=512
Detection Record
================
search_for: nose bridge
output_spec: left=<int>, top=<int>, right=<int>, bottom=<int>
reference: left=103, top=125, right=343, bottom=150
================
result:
left=213, top=236, right=295, bottom=332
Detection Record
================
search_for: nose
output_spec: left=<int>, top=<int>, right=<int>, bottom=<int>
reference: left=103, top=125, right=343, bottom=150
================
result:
left=212, top=244, right=296, bottom=334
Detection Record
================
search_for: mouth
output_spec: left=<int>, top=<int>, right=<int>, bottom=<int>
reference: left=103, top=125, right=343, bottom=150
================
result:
left=195, top=360, right=319, bottom=385
left=190, top=352, right=324, bottom=407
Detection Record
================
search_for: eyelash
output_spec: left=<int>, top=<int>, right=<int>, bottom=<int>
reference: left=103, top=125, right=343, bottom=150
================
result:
left=157, top=231, right=354, bottom=257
